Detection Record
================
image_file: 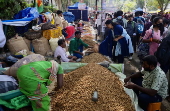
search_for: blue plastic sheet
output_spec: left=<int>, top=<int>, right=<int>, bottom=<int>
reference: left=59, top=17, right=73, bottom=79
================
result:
left=63, top=12, right=75, bottom=23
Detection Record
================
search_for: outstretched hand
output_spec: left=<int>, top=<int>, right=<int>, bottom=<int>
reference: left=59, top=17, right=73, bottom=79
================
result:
left=124, top=82, right=136, bottom=89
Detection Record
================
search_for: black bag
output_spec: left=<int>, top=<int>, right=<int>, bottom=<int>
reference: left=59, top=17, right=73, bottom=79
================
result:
left=116, top=18, right=124, bottom=27
left=137, top=29, right=154, bottom=60
left=155, top=35, right=170, bottom=65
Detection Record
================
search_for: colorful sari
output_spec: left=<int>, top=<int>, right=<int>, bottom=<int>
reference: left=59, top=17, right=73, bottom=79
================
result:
left=17, top=60, right=63, bottom=111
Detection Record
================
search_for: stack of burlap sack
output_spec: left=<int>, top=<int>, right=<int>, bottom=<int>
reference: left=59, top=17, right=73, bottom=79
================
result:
left=7, top=34, right=64, bottom=56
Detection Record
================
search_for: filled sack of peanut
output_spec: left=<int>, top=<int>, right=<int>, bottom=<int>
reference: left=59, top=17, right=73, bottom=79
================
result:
left=32, top=37, right=51, bottom=56
left=3, top=54, right=45, bottom=77
left=7, top=36, right=29, bottom=55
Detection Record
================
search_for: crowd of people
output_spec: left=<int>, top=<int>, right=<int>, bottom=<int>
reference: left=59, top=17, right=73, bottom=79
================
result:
left=97, top=10, right=170, bottom=111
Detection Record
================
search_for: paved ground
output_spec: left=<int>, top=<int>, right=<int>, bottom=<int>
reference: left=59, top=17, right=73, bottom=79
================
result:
left=124, top=53, right=170, bottom=111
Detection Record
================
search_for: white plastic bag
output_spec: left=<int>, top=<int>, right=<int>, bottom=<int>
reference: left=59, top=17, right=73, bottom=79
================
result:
left=49, top=38, right=59, bottom=52
left=0, top=20, right=6, bottom=48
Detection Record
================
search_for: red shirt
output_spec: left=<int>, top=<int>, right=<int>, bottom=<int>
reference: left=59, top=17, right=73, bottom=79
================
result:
left=65, top=26, right=75, bottom=39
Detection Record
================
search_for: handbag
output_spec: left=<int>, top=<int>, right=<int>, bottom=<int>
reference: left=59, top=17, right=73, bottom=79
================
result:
left=137, top=29, right=154, bottom=59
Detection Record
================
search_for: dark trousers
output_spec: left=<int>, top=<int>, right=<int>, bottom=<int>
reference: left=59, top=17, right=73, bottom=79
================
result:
left=130, top=35, right=136, bottom=52
left=131, top=77, right=162, bottom=111
left=97, top=25, right=101, bottom=36
left=112, top=42, right=124, bottom=63
left=73, top=45, right=83, bottom=59
left=136, top=33, right=141, bottom=45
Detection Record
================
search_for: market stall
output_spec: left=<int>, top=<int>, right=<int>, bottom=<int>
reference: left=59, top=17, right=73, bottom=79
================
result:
left=0, top=7, right=65, bottom=111
left=0, top=5, right=145, bottom=110
left=68, top=2, right=88, bottom=21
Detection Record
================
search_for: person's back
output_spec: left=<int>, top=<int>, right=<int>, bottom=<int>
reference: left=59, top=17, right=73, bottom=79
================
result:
left=134, top=16, right=145, bottom=23
left=115, top=17, right=124, bottom=27
left=126, top=21, right=135, bottom=36
left=155, top=34, right=170, bottom=66
left=133, top=11, right=145, bottom=23
left=136, top=19, right=144, bottom=34
left=65, top=26, right=75, bottom=39
left=113, top=10, right=127, bottom=28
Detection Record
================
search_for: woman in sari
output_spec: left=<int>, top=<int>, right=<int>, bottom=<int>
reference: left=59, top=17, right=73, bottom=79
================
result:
left=17, top=60, right=64, bottom=111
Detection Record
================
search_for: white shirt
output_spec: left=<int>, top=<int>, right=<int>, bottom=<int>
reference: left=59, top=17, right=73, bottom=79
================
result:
left=54, top=46, right=70, bottom=62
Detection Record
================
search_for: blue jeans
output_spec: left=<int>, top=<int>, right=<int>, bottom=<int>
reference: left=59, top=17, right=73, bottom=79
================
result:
left=131, top=77, right=162, bottom=111
left=73, top=45, right=83, bottom=59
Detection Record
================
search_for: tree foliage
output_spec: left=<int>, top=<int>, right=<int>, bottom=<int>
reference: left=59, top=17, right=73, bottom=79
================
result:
left=145, top=0, right=159, bottom=11
left=0, top=0, right=27, bottom=38
left=122, top=0, right=137, bottom=12
left=0, top=0, right=27, bottom=20
left=156, top=0, right=170, bottom=11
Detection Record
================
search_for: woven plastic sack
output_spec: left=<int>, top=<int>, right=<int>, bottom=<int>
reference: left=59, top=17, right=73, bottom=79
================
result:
left=7, top=37, right=29, bottom=55
left=23, top=37, right=31, bottom=51
left=24, top=30, right=42, bottom=40
left=3, top=54, right=45, bottom=77
left=32, top=37, right=51, bottom=55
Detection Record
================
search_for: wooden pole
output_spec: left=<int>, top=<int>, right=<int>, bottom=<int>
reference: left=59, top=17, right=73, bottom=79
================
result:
left=95, top=0, right=98, bottom=41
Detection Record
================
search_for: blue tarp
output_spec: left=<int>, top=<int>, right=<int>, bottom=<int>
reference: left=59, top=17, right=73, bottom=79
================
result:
left=68, top=2, right=88, bottom=10
left=63, top=12, right=75, bottom=23
left=2, top=7, right=39, bottom=26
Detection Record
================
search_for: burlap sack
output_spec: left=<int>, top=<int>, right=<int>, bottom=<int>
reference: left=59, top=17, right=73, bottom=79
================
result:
left=7, top=37, right=29, bottom=55
left=3, top=54, right=45, bottom=77
left=23, top=37, right=31, bottom=50
left=32, top=37, right=51, bottom=56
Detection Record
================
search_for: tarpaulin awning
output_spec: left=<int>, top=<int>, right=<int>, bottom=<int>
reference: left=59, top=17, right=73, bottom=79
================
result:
left=135, top=7, right=143, bottom=12
left=2, top=7, right=39, bottom=26
left=2, top=17, right=34, bottom=26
